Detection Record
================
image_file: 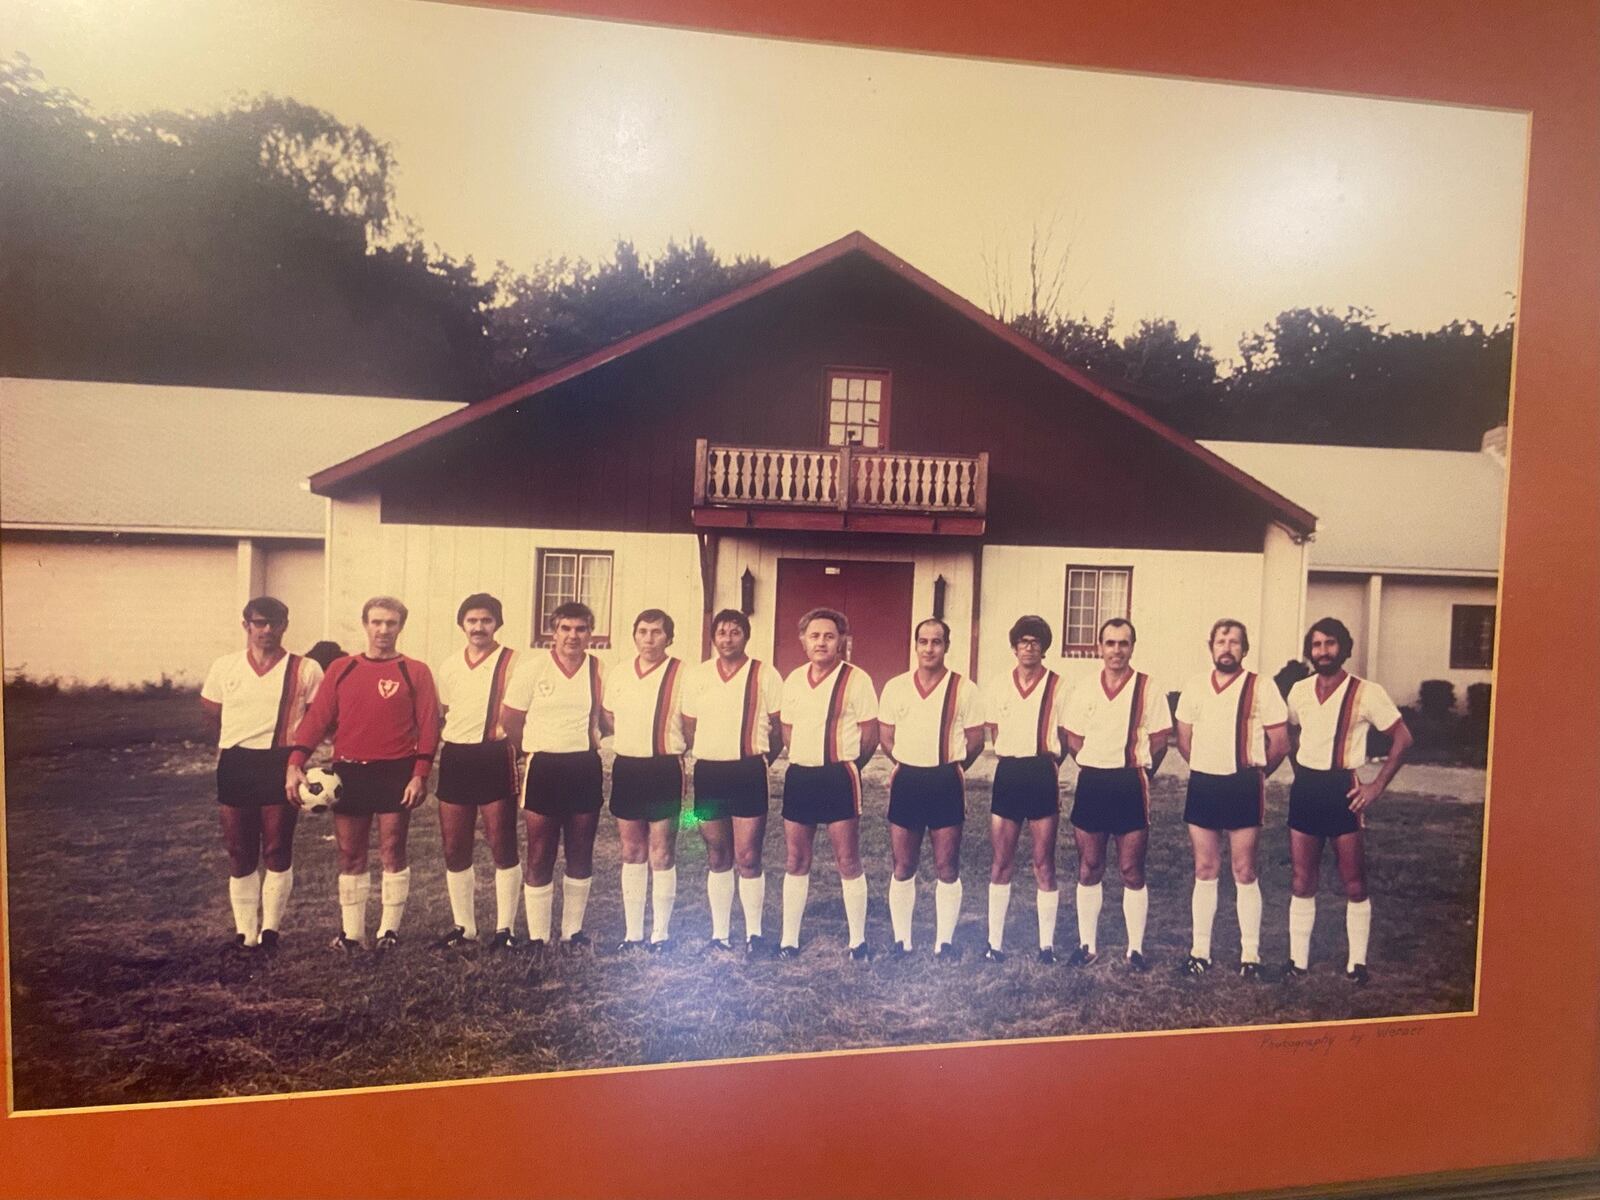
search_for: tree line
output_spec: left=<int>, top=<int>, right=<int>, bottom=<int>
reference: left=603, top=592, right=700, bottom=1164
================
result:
left=0, top=58, right=1510, bottom=449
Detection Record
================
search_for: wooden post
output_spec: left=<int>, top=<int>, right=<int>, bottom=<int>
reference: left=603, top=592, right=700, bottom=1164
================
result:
left=693, top=438, right=709, bottom=506
left=973, top=451, right=990, bottom=515
left=837, top=442, right=852, bottom=512
left=696, top=531, right=718, bottom=659
left=969, top=543, right=984, bottom=681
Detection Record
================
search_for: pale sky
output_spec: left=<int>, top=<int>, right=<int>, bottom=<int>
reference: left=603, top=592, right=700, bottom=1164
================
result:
left=5, top=0, right=1529, bottom=364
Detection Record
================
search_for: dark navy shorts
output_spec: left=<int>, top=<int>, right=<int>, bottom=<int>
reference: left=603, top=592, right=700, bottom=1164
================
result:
left=1184, top=768, right=1265, bottom=831
left=693, top=756, right=770, bottom=821
left=887, top=763, right=965, bottom=831
left=1070, top=765, right=1149, bottom=835
left=991, top=755, right=1061, bottom=822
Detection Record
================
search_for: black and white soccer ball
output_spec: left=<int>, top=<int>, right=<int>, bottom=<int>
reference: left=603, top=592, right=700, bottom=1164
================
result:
left=298, top=767, right=343, bottom=814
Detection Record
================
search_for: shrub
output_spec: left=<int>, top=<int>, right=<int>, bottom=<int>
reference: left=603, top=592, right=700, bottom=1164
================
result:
left=1418, top=679, right=1458, bottom=718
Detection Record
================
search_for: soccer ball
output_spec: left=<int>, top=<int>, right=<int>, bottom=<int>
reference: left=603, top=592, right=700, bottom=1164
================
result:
left=298, top=767, right=343, bottom=813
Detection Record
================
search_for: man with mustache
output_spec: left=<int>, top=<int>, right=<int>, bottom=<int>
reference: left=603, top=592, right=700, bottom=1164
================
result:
left=1173, top=618, right=1289, bottom=978
left=1283, top=616, right=1414, bottom=983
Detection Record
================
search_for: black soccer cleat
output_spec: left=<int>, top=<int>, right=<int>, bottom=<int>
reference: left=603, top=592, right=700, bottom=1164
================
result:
left=615, top=938, right=648, bottom=955
left=1065, top=944, right=1099, bottom=968
left=224, top=933, right=253, bottom=953
left=1036, top=947, right=1058, bottom=965
left=258, top=929, right=280, bottom=957
left=522, top=937, right=547, bottom=960
left=1126, top=950, right=1150, bottom=973
left=745, top=934, right=773, bottom=957
left=934, top=943, right=962, bottom=963
left=775, top=944, right=802, bottom=960
left=847, top=942, right=874, bottom=962
left=375, top=930, right=400, bottom=955
left=704, top=938, right=734, bottom=955
left=434, top=925, right=474, bottom=950
left=1179, top=954, right=1212, bottom=977
left=329, top=933, right=363, bottom=955
left=1346, top=963, right=1371, bottom=985
left=1238, top=961, right=1264, bottom=981
left=646, top=938, right=675, bottom=955
left=564, top=930, right=592, bottom=952
left=487, top=929, right=517, bottom=952
left=1280, top=959, right=1309, bottom=981
left=888, top=941, right=914, bottom=960
left=982, top=946, right=1007, bottom=963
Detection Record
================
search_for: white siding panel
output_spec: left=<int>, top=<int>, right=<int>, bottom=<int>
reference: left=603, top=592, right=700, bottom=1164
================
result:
left=1372, top=577, right=1497, bottom=707
left=261, top=543, right=325, bottom=643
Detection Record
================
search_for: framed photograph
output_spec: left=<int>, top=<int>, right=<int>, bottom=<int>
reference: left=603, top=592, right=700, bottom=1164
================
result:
left=1, top=0, right=1595, bottom=1196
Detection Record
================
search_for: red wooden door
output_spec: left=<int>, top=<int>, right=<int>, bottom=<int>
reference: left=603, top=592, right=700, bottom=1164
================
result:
left=772, top=559, right=915, bottom=691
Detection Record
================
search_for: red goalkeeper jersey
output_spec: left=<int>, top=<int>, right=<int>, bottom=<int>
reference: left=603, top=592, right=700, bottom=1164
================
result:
left=289, top=654, right=441, bottom=777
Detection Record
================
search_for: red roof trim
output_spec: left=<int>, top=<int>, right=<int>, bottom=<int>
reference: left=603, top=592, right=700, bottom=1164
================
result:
left=306, top=231, right=1315, bottom=532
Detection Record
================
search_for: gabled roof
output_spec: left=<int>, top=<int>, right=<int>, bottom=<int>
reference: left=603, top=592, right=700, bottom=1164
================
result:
left=307, top=231, right=1315, bottom=534
left=1201, top=440, right=1505, bottom=576
left=0, top=379, right=462, bottom=536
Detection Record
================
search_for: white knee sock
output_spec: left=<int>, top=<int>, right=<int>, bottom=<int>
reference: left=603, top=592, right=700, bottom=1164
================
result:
left=988, top=881, right=1011, bottom=951
left=1190, top=877, right=1219, bottom=960
left=738, top=873, right=766, bottom=939
left=523, top=882, right=553, bottom=943
left=889, top=875, right=917, bottom=948
left=1076, top=882, right=1103, bottom=953
left=561, top=875, right=592, bottom=939
left=842, top=873, right=869, bottom=948
left=621, top=862, right=648, bottom=942
left=781, top=872, right=810, bottom=948
left=494, top=865, right=521, bottom=934
left=446, top=867, right=477, bottom=939
left=338, top=873, right=370, bottom=941
left=707, top=868, right=736, bottom=941
left=1236, top=880, right=1263, bottom=963
left=1289, top=894, right=1316, bottom=969
left=1123, top=884, right=1149, bottom=956
left=650, top=866, right=678, bottom=943
left=1037, top=886, right=1060, bottom=950
left=1346, top=898, right=1373, bottom=971
left=378, top=867, right=410, bottom=937
left=228, top=872, right=261, bottom=944
left=261, top=867, right=293, bottom=933
left=934, top=879, right=962, bottom=948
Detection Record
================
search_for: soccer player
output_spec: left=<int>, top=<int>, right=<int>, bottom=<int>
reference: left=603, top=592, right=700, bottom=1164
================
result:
left=201, top=596, right=323, bottom=953
left=681, top=608, right=785, bottom=953
left=1283, top=617, right=1414, bottom=983
left=984, top=615, right=1070, bottom=964
left=1063, top=617, right=1170, bottom=971
left=1173, top=618, right=1289, bottom=978
left=602, top=609, right=688, bottom=952
left=878, top=618, right=986, bottom=960
left=499, top=601, right=608, bottom=953
left=431, top=593, right=522, bottom=951
left=778, top=607, right=879, bottom=960
left=286, top=596, right=440, bottom=954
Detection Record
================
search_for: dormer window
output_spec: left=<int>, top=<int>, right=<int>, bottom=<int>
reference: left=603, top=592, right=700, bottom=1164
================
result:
left=824, top=369, right=890, bottom=449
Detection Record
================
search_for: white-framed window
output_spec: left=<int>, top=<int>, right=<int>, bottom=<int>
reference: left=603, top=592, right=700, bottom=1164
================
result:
left=824, top=369, right=890, bottom=449
left=534, top=549, right=614, bottom=645
left=1063, top=566, right=1132, bottom=655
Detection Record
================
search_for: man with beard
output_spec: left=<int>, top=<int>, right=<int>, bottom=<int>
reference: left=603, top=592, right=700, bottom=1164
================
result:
left=681, top=609, right=785, bottom=953
left=1062, top=618, right=1170, bottom=972
left=1283, top=617, right=1413, bottom=983
left=877, top=618, right=986, bottom=960
left=1173, top=619, right=1289, bottom=978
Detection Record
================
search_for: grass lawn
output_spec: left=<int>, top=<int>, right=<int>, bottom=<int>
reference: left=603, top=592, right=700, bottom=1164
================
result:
left=3, top=689, right=1483, bottom=1110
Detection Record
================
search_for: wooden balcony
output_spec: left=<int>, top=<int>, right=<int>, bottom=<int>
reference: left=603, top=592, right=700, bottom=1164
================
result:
left=692, top=440, right=987, bottom=535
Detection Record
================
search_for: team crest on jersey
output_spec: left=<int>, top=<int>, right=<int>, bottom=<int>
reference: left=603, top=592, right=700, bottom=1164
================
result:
left=535, top=679, right=556, bottom=697
left=378, top=679, right=400, bottom=699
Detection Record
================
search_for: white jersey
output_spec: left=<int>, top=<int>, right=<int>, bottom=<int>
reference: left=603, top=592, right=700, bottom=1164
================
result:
left=988, top=668, right=1069, bottom=758
left=1176, top=669, right=1289, bottom=775
left=781, top=661, right=878, bottom=767
left=877, top=669, right=986, bottom=767
left=436, top=645, right=518, bottom=744
left=604, top=655, right=687, bottom=757
left=202, top=650, right=323, bottom=751
left=502, top=649, right=606, bottom=754
left=1064, top=669, right=1171, bottom=770
left=681, top=657, right=784, bottom=761
left=1287, top=672, right=1402, bottom=771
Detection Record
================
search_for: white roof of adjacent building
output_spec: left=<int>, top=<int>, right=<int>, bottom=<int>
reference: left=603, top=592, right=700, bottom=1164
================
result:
left=1201, top=439, right=1507, bottom=576
left=0, top=379, right=464, bottom=536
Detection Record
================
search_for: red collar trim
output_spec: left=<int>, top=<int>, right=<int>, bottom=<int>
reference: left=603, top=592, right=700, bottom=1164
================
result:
left=1211, top=669, right=1242, bottom=694
left=247, top=649, right=286, bottom=677
left=1101, top=669, right=1134, bottom=702
left=1314, top=671, right=1349, bottom=704
left=551, top=648, right=586, bottom=679
left=716, top=657, right=748, bottom=683
left=1013, top=667, right=1045, bottom=699
left=807, top=661, right=843, bottom=689
left=913, top=668, right=949, bottom=700
left=464, top=644, right=500, bottom=670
